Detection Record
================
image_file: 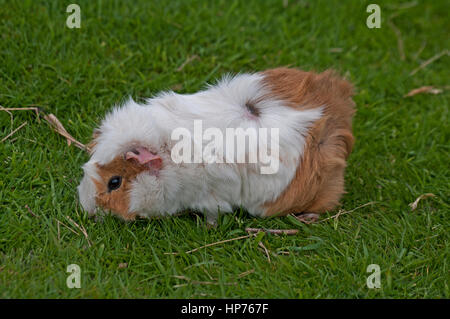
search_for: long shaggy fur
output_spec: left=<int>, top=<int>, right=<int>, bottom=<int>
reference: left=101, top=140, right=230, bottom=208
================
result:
left=78, top=68, right=355, bottom=221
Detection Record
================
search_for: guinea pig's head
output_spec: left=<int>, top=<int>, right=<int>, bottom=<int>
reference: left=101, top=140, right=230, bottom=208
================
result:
left=77, top=99, right=164, bottom=220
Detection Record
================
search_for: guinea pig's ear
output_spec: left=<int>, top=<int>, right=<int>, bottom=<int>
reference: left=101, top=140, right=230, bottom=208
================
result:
left=87, top=128, right=101, bottom=155
left=125, top=146, right=162, bottom=172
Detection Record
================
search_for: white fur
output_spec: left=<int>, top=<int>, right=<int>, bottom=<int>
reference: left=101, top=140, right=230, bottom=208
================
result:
left=78, top=73, right=323, bottom=218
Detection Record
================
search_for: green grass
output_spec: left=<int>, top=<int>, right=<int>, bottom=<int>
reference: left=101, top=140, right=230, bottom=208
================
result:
left=0, top=0, right=449, bottom=298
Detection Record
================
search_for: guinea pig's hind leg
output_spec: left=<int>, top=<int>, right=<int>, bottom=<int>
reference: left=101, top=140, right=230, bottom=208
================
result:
left=294, top=212, right=320, bottom=224
left=206, top=214, right=218, bottom=229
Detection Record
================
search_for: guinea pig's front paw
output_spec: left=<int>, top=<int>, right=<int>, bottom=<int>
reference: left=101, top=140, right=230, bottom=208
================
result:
left=93, top=214, right=104, bottom=223
left=294, top=212, right=320, bottom=224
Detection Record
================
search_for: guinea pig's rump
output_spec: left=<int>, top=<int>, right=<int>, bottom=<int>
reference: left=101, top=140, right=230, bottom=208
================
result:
left=261, top=68, right=355, bottom=217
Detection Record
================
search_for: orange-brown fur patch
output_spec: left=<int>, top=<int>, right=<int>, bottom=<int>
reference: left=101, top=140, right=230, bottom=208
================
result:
left=262, top=68, right=355, bottom=216
left=93, top=156, right=148, bottom=221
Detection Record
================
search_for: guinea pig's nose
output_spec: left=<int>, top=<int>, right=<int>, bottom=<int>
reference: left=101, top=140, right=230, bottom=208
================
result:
left=128, top=147, right=156, bottom=155
left=125, top=146, right=160, bottom=165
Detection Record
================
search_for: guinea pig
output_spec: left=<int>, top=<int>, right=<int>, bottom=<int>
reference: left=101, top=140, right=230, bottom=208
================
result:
left=78, top=67, right=355, bottom=224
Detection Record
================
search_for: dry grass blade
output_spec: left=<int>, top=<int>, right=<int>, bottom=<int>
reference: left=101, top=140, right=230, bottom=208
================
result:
left=1, top=121, right=27, bottom=143
left=319, top=201, right=377, bottom=223
left=404, top=86, right=443, bottom=97
left=0, top=105, right=14, bottom=132
left=386, top=1, right=418, bottom=10
left=410, top=50, right=449, bottom=76
left=66, top=215, right=92, bottom=247
left=43, top=113, right=90, bottom=152
left=329, top=48, right=343, bottom=53
left=0, top=106, right=40, bottom=118
left=173, top=282, right=236, bottom=288
left=258, top=241, right=271, bottom=263
left=24, top=205, right=39, bottom=218
left=237, top=269, right=255, bottom=279
left=176, top=55, right=199, bottom=72
left=0, top=106, right=90, bottom=152
left=388, top=18, right=405, bottom=61
left=56, top=219, right=80, bottom=236
left=165, top=233, right=255, bottom=255
left=245, top=228, right=299, bottom=235
left=292, top=213, right=319, bottom=224
left=412, top=41, right=427, bottom=61
left=172, top=275, right=237, bottom=288
left=409, top=193, right=436, bottom=211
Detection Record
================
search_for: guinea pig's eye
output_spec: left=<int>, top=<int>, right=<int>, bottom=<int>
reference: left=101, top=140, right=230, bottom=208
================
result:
left=107, top=176, right=122, bottom=192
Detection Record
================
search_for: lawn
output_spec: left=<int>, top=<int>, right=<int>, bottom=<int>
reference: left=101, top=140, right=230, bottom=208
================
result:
left=0, top=0, right=448, bottom=298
